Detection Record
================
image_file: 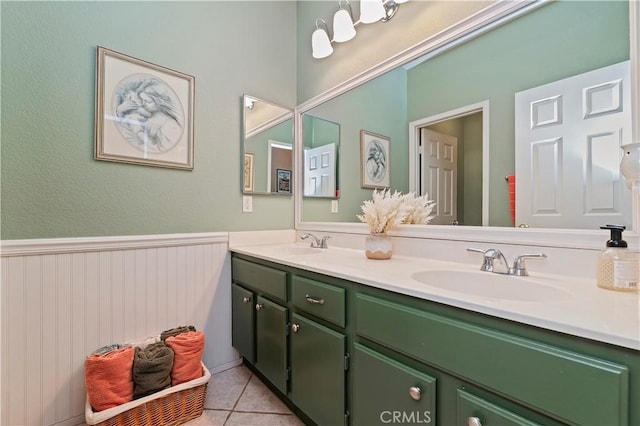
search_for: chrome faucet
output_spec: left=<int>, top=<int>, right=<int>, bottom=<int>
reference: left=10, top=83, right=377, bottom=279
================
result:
left=300, top=233, right=330, bottom=249
left=467, top=248, right=546, bottom=277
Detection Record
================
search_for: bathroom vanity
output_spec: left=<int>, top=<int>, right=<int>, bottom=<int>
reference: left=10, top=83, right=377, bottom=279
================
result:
left=229, top=244, right=639, bottom=426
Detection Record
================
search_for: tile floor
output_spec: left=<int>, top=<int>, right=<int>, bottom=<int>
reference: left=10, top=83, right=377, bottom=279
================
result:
left=186, top=364, right=305, bottom=426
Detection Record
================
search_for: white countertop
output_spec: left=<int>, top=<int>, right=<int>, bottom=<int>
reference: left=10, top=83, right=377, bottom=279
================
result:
left=230, top=242, right=640, bottom=351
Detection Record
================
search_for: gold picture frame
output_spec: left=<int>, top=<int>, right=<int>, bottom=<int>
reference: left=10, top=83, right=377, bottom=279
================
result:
left=244, top=153, right=255, bottom=192
left=95, top=46, right=195, bottom=170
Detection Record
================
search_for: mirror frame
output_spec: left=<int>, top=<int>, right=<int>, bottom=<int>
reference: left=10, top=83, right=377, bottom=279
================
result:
left=294, top=0, right=639, bottom=250
left=242, top=94, right=294, bottom=196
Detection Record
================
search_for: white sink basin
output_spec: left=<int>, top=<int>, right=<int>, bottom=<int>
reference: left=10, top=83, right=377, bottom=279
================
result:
left=410, top=270, right=572, bottom=302
left=278, top=246, right=324, bottom=256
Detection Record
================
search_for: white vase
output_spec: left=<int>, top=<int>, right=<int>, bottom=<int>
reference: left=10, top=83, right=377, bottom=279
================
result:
left=365, top=233, right=393, bottom=260
left=620, top=143, right=640, bottom=189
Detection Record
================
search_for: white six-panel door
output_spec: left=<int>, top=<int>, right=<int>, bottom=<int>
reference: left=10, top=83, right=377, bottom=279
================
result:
left=304, top=142, right=336, bottom=197
left=420, top=128, right=458, bottom=225
left=515, top=61, right=632, bottom=229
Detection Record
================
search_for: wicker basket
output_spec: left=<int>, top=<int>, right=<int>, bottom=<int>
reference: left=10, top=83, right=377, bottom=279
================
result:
left=85, top=363, right=210, bottom=426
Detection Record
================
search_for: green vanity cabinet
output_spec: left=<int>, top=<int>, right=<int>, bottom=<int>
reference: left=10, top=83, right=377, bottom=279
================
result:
left=290, top=313, right=347, bottom=426
left=355, top=292, right=633, bottom=426
left=231, top=255, right=350, bottom=425
left=232, top=253, right=639, bottom=426
left=255, top=295, right=288, bottom=394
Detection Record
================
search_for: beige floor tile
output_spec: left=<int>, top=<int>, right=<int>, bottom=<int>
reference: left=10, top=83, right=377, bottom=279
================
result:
left=184, top=409, right=230, bottom=425
left=206, top=365, right=253, bottom=410
left=234, top=375, right=292, bottom=414
left=225, top=411, right=305, bottom=426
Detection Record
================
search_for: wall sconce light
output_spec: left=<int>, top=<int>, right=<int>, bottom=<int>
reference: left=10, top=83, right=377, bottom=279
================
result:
left=333, top=0, right=356, bottom=42
left=312, top=0, right=409, bottom=59
left=312, top=18, right=334, bottom=59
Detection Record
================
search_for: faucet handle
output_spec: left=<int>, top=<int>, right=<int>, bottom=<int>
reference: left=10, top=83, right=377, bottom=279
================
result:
left=510, top=253, right=547, bottom=276
left=319, top=236, right=331, bottom=249
left=467, top=248, right=495, bottom=272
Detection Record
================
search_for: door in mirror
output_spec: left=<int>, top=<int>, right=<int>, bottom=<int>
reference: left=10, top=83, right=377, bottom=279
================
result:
left=303, top=114, right=340, bottom=198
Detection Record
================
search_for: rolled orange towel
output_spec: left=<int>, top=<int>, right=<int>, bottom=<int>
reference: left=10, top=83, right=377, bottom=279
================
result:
left=165, top=331, right=205, bottom=385
left=85, top=346, right=135, bottom=411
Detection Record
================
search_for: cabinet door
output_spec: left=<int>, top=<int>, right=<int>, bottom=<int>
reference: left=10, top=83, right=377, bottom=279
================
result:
left=256, top=295, right=288, bottom=394
left=290, top=313, right=346, bottom=426
left=352, top=343, right=436, bottom=426
left=231, top=283, right=255, bottom=363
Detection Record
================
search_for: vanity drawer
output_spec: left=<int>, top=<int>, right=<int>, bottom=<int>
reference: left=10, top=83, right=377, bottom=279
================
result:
left=291, top=275, right=345, bottom=327
left=457, top=390, right=539, bottom=426
left=232, top=257, right=287, bottom=302
left=356, top=293, right=629, bottom=425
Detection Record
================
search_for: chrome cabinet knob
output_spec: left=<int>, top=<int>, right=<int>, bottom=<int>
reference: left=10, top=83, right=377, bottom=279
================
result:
left=409, top=386, right=421, bottom=401
left=291, top=323, right=300, bottom=333
left=242, top=296, right=251, bottom=303
left=468, top=417, right=482, bottom=426
left=255, top=303, right=264, bottom=311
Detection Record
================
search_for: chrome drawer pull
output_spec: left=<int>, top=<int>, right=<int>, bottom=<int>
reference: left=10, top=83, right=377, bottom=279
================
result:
left=468, top=417, right=482, bottom=426
left=409, top=386, right=421, bottom=401
left=305, top=295, right=325, bottom=305
left=242, top=296, right=251, bottom=303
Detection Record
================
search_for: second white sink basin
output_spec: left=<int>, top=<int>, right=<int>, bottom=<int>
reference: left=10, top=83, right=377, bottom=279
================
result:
left=410, top=270, right=572, bottom=302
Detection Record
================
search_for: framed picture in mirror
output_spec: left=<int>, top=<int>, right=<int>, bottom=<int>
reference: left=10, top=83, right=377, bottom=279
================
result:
left=95, top=46, right=195, bottom=170
left=244, top=153, right=254, bottom=192
left=361, top=130, right=390, bottom=189
left=276, top=169, right=292, bottom=194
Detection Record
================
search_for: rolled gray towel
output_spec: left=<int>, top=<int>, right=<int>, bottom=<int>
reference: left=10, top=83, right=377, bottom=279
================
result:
left=132, top=342, right=174, bottom=399
left=160, top=325, right=196, bottom=342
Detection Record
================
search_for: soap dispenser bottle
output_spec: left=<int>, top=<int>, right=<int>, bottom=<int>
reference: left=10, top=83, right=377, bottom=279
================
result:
left=597, top=225, right=639, bottom=292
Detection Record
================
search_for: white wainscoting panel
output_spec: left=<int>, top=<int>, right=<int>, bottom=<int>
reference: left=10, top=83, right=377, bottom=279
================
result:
left=1, top=233, right=240, bottom=426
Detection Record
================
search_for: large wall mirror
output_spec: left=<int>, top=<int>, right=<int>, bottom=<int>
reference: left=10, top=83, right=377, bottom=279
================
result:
left=296, top=0, right=637, bottom=239
left=243, top=95, right=294, bottom=195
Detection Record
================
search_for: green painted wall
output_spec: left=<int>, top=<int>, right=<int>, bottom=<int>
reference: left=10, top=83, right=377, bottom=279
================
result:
left=407, top=0, right=629, bottom=227
left=1, top=1, right=297, bottom=239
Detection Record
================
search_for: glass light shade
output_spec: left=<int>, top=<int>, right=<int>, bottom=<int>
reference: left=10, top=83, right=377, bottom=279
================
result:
left=360, top=0, right=385, bottom=24
left=333, top=9, right=356, bottom=42
left=312, top=28, right=333, bottom=59
left=620, top=142, right=640, bottom=185
left=394, top=0, right=409, bottom=3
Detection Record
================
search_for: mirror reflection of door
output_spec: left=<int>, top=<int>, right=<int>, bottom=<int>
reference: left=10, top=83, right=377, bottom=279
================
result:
left=304, top=143, right=336, bottom=197
left=420, top=129, right=458, bottom=225
left=515, top=60, right=632, bottom=229
left=267, top=141, right=292, bottom=193
left=417, top=110, right=484, bottom=226
left=302, top=114, right=340, bottom=198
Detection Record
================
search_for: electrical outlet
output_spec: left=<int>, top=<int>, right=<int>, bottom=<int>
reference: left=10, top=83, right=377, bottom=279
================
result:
left=242, top=195, right=253, bottom=213
left=331, top=200, right=339, bottom=213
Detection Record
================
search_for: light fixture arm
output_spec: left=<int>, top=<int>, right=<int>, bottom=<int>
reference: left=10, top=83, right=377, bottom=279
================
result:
left=315, top=18, right=331, bottom=36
